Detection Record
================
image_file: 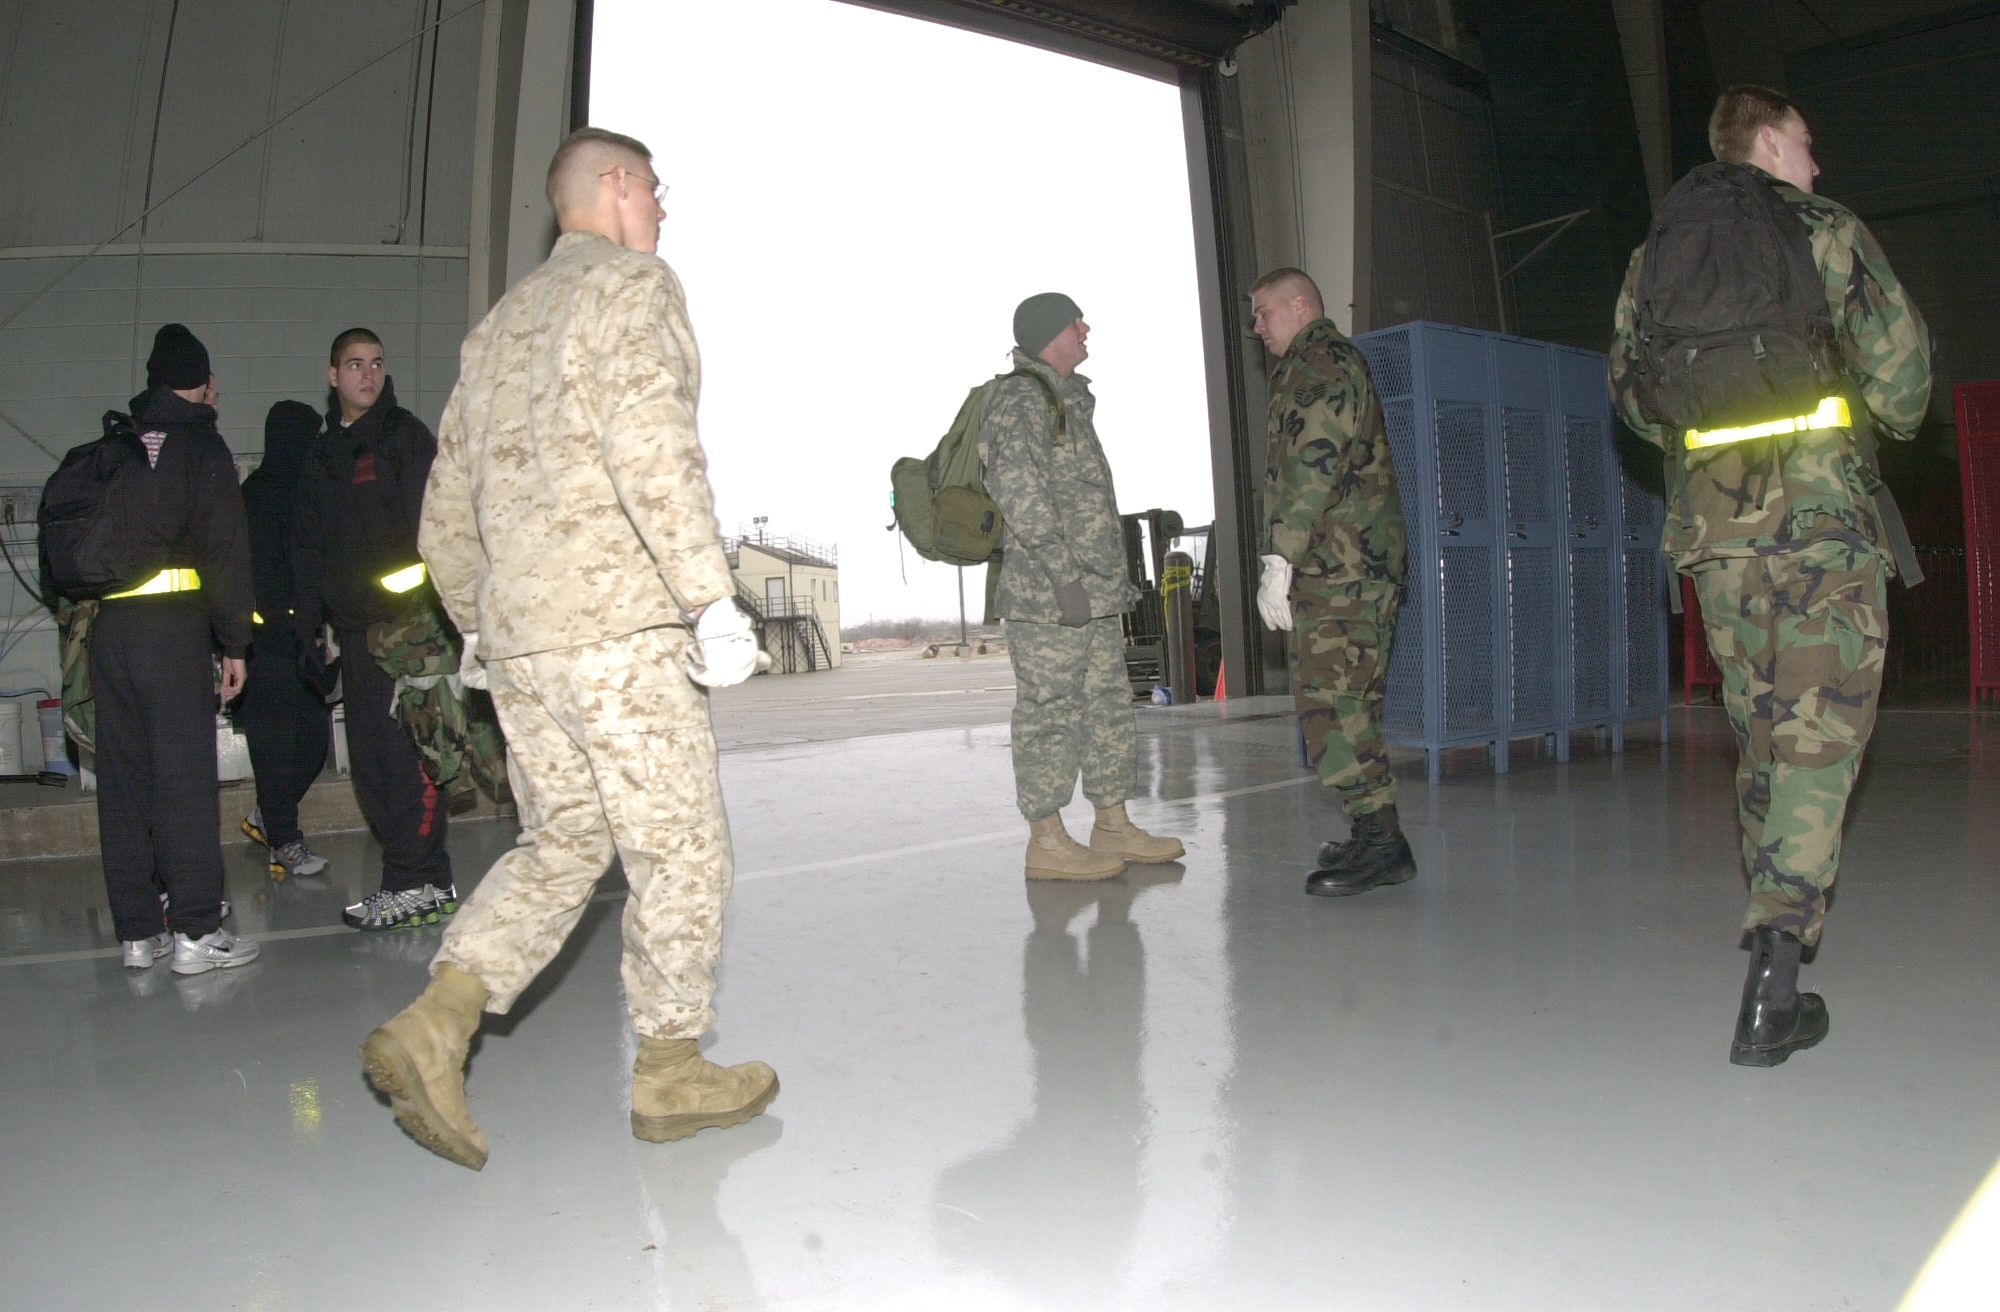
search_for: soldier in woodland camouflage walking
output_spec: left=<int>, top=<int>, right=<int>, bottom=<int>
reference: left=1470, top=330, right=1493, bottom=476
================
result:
left=360, top=128, right=774, bottom=1168
left=981, top=293, right=1184, bottom=881
left=1611, top=86, right=1931, bottom=1066
left=1250, top=269, right=1413, bottom=897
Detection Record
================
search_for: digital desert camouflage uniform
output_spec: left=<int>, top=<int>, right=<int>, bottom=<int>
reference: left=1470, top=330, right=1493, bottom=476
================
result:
left=419, top=230, right=740, bottom=1039
left=981, top=349, right=1140, bottom=821
left=1610, top=169, right=1932, bottom=947
left=1264, top=318, right=1409, bottom=818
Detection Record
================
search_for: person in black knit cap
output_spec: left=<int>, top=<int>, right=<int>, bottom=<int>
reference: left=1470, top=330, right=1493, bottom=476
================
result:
left=291, top=328, right=455, bottom=931
left=98, top=323, right=261, bottom=975
left=238, top=399, right=332, bottom=879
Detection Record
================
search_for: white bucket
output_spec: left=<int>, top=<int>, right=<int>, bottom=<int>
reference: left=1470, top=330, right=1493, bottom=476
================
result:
left=0, top=699, right=22, bottom=775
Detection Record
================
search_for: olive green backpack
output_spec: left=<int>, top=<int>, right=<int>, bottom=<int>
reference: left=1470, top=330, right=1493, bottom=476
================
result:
left=890, top=369, right=1065, bottom=567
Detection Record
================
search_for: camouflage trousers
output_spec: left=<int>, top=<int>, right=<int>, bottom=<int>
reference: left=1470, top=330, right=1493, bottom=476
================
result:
left=1691, top=539, right=1886, bottom=947
left=434, top=624, right=732, bottom=1039
left=1288, top=578, right=1400, bottom=816
left=1007, top=616, right=1136, bottom=820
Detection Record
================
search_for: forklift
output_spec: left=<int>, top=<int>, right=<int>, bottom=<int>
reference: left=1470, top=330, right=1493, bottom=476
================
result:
left=1119, top=508, right=1222, bottom=701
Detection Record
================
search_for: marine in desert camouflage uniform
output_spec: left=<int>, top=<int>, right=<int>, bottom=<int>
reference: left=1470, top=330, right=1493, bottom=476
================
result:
left=1610, top=87, right=1931, bottom=1066
left=358, top=128, right=776, bottom=1169
left=1250, top=268, right=1413, bottom=898
left=982, top=293, right=1184, bottom=882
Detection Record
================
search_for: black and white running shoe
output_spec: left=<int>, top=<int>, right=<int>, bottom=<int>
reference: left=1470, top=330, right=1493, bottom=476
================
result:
left=343, top=883, right=459, bottom=932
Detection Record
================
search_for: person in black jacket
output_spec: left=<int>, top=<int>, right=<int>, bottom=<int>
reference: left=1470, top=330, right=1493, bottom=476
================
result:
left=238, top=399, right=332, bottom=879
left=98, top=323, right=261, bottom=975
left=291, top=328, right=455, bottom=931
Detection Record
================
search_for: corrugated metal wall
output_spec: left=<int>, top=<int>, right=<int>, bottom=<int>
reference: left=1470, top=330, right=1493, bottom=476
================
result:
left=1370, top=28, right=1504, bottom=331
left=1787, top=11, right=2000, bottom=429
left=0, top=0, right=483, bottom=472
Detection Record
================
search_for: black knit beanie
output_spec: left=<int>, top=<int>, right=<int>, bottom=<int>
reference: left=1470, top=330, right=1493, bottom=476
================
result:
left=146, top=323, right=211, bottom=391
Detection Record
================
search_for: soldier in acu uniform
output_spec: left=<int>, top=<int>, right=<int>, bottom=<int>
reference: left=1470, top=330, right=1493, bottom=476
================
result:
left=360, top=128, right=774, bottom=1169
left=1250, top=269, right=1413, bottom=898
left=982, top=293, right=1185, bottom=882
left=1610, top=87, right=1931, bottom=1066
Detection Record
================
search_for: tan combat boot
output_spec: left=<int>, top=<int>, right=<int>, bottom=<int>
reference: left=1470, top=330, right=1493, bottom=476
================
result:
left=359, top=963, right=490, bottom=1170
left=1025, top=812, right=1127, bottom=881
left=1090, top=802, right=1186, bottom=863
left=631, top=1038, right=780, bottom=1143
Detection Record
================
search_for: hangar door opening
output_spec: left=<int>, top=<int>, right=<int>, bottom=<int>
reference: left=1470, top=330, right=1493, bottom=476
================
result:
left=590, top=0, right=1216, bottom=647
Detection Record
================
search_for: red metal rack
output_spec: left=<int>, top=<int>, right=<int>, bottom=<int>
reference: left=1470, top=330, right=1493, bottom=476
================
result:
left=1958, top=381, right=2000, bottom=705
left=1681, top=575, right=1724, bottom=703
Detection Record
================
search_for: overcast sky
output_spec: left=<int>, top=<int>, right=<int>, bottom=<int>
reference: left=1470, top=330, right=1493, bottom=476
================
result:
left=590, top=0, right=1213, bottom=624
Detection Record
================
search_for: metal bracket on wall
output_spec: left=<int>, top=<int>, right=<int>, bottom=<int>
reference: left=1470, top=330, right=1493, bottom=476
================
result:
left=1491, top=209, right=1591, bottom=283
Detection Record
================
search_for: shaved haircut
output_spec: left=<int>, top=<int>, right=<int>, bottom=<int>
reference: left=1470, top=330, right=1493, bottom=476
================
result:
left=546, top=126, right=653, bottom=214
left=329, top=326, right=382, bottom=366
left=1709, top=85, right=1802, bottom=163
left=1250, top=267, right=1324, bottom=317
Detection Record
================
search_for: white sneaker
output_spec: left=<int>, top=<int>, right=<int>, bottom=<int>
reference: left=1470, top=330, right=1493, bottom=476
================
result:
left=122, top=933, right=171, bottom=969
left=171, top=930, right=262, bottom=976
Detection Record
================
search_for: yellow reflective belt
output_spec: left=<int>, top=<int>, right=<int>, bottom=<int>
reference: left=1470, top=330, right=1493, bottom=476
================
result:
left=379, top=562, right=427, bottom=593
left=105, top=568, right=201, bottom=599
left=1685, top=396, right=1850, bottom=450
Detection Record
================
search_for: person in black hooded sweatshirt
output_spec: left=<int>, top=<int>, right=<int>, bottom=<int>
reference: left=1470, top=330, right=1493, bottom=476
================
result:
left=238, top=399, right=332, bottom=879
left=291, top=328, right=455, bottom=931
left=99, top=323, right=261, bottom=975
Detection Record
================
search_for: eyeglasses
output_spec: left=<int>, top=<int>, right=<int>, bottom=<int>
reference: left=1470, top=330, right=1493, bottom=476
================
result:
left=601, top=167, right=668, bottom=205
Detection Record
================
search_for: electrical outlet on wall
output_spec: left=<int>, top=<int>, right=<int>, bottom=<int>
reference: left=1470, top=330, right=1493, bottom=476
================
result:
left=0, top=488, right=41, bottom=528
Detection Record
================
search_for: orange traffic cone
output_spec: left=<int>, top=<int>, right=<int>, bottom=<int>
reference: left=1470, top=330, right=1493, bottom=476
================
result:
left=1214, top=662, right=1227, bottom=701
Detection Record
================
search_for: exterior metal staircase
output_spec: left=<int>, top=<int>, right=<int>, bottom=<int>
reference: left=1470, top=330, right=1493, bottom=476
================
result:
left=734, top=583, right=835, bottom=673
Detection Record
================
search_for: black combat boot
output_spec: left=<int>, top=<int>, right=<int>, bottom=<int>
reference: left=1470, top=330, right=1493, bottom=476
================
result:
left=1305, top=804, right=1417, bottom=897
left=1728, top=925, right=1828, bottom=1067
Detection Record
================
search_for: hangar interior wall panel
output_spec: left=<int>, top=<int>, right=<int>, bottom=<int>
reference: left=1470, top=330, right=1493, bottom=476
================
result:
left=1358, top=320, right=1668, bottom=782
left=0, top=252, right=465, bottom=467
left=0, top=0, right=485, bottom=475
left=0, top=0, right=165, bottom=247
left=0, top=0, right=481, bottom=250
left=1370, top=37, right=1503, bottom=333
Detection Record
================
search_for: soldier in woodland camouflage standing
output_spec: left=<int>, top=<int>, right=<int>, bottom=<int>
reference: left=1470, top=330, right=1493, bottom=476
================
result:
left=360, top=128, right=775, bottom=1168
left=1611, top=87, right=1931, bottom=1066
left=1250, top=269, right=1413, bottom=897
left=982, top=293, right=1184, bottom=881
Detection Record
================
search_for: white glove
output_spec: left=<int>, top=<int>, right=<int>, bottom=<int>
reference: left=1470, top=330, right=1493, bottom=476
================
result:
left=457, top=630, right=488, bottom=691
left=1257, top=554, right=1295, bottom=632
left=685, top=598, right=759, bottom=689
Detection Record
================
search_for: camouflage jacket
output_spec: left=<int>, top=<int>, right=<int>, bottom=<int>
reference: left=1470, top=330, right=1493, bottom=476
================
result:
left=1262, top=318, right=1407, bottom=587
left=367, top=602, right=508, bottom=806
left=422, top=231, right=734, bottom=659
left=978, top=349, right=1137, bottom=623
left=1609, top=169, right=1932, bottom=567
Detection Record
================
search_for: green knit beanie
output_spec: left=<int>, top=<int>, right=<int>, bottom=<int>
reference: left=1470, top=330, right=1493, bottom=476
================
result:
left=1013, top=292, right=1084, bottom=358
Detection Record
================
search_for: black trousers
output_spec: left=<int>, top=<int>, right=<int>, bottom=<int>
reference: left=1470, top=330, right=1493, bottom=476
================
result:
left=338, top=629, right=450, bottom=891
left=242, top=631, right=330, bottom=849
left=91, top=597, right=226, bottom=942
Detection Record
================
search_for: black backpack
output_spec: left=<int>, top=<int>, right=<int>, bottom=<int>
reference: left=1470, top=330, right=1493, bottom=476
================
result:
left=38, top=412, right=163, bottom=601
left=1630, top=161, right=1838, bottom=436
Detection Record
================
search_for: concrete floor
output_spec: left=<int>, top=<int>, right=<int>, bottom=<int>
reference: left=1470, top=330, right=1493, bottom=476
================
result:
left=2, top=684, right=1996, bottom=1310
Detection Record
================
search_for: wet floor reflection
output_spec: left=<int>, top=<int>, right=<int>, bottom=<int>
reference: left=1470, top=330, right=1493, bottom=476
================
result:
left=935, top=866, right=1183, bottom=1305
left=636, top=1113, right=784, bottom=1308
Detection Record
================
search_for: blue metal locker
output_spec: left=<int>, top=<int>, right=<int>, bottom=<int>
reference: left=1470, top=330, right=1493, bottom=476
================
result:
left=1555, top=347, right=1620, bottom=741
left=1355, top=321, right=1669, bottom=782
left=1618, top=462, right=1672, bottom=739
